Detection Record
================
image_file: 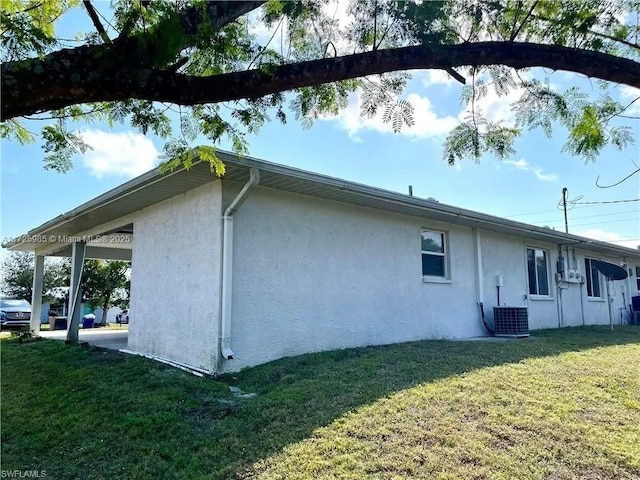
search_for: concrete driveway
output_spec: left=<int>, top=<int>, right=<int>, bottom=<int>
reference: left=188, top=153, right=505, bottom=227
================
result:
left=39, top=328, right=128, bottom=351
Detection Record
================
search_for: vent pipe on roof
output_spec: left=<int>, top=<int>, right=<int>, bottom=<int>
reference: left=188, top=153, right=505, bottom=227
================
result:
left=219, top=168, right=260, bottom=361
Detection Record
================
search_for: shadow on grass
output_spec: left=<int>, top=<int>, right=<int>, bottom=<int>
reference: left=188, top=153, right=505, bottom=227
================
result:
left=1, top=325, right=639, bottom=479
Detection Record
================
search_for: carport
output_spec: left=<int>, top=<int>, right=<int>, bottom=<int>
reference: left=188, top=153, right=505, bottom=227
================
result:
left=3, top=155, right=230, bottom=364
left=6, top=223, right=133, bottom=344
left=39, top=328, right=129, bottom=351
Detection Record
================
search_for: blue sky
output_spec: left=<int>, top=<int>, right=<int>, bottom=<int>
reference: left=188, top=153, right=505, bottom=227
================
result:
left=1, top=5, right=639, bottom=252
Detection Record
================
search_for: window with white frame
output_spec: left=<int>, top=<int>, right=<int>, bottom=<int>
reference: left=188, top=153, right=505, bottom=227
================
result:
left=421, top=230, right=447, bottom=278
left=584, top=258, right=602, bottom=298
left=526, top=247, right=550, bottom=296
left=636, top=266, right=640, bottom=292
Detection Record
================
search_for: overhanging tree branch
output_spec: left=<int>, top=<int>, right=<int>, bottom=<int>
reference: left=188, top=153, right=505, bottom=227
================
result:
left=3, top=41, right=639, bottom=121
left=82, top=1, right=111, bottom=44
left=112, top=0, right=265, bottom=65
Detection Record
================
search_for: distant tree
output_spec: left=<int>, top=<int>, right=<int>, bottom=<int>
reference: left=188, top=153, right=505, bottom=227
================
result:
left=0, top=252, right=69, bottom=302
left=81, top=260, right=130, bottom=323
left=1, top=0, right=639, bottom=169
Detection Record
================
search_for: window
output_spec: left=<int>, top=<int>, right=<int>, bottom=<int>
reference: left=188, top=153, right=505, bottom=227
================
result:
left=636, top=266, right=640, bottom=292
left=421, top=231, right=447, bottom=277
left=584, top=258, right=602, bottom=298
left=526, top=247, right=550, bottom=296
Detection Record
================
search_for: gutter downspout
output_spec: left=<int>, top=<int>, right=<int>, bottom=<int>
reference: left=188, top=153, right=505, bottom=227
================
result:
left=556, top=245, right=564, bottom=328
left=220, top=168, right=260, bottom=361
left=473, top=229, right=484, bottom=307
left=579, top=277, right=586, bottom=326
left=473, top=228, right=493, bottom=334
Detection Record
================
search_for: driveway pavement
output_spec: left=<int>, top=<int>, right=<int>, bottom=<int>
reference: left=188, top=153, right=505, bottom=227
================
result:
left=39, top=328, right=128, bottom=351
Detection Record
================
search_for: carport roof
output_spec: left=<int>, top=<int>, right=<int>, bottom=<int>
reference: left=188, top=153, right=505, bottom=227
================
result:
left=4, top=147, right=640, bottom=259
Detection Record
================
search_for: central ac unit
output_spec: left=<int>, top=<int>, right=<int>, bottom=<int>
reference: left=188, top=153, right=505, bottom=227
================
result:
left=493, top=307, right=529, bottom=338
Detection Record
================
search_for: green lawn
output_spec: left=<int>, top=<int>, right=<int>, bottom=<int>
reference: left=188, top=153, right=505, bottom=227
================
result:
left=2, top=327, right=639, bottom=479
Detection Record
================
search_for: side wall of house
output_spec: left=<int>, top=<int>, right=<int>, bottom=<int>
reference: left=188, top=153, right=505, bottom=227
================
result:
left=479, top=232, right=633, bottom=329
left=480, top=231, right=559, bottom=330
left=569, top=248, right=632, bottom=326
left=222, top=184, right=485, bottom=372
left=219, top=183, right=638, bottom=372
left=128, top=182, right=222, bottom=372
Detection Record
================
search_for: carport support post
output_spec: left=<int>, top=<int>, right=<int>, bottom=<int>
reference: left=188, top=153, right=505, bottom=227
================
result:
left=66, top=241, right=86, bottom=343
left=30, top=255, right=45, bottom=334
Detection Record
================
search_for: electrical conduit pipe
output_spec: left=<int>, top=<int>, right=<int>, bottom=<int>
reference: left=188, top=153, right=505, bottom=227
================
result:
left=220, top=168, right=260, bottom=360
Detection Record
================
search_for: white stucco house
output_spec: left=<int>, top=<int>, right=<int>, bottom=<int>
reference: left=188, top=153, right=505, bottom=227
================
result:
left=7, top=149, right=640, bottom=374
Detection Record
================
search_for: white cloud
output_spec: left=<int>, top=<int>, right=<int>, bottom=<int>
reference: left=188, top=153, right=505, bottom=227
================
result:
left=460, top=86, right=524, bottom=127
left=79, top=130, right=160, bottom=179
left=574, top=228, right=640, bottom=250
left=503, top=158, right=558, bottom=182
left=620, top=85, right=640, bottom=115
left=322, top=91, right=458, bottom=141
left=419, top=70, right=458, bottom=88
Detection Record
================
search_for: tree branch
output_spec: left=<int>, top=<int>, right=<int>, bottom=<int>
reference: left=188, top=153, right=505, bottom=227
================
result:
left=82, top=1, right=111, bottom=44
left=113, top=1, right=265, bottom=68
left=509, top=0, right=539, bottom=42
left=596, top=168, right=640, bottom=188
left=3, top=42, right=640, bottom=120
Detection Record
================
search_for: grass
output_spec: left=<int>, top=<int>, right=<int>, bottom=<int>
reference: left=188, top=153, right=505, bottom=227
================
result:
left=1, top=326, right=639, bottom=479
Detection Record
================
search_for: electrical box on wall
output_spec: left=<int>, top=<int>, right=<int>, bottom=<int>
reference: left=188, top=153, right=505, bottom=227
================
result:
left=564, top=270, right=582, bottom=283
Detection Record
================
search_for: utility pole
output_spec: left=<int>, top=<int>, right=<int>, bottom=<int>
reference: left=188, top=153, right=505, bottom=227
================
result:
left=562, top=187, right=569, bottom=233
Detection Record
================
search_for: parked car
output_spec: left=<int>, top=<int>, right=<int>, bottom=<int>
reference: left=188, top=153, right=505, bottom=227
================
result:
left=0, top=299, right=32, bottom=330
left=115, top=309, right=130, bottom=324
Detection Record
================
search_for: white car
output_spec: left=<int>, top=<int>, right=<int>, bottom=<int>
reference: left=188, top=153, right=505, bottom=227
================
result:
left=115, top=309, right=130, bottom=324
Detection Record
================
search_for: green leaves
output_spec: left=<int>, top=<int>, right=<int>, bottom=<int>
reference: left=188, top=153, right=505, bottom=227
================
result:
left=159, top=143, right=226, bottom=177
left=1, top=0, right=639, bottom=170
left=41, top=123, right=91, bottom=173
left=1, top=0, right=79, bottom=61
left=0, top=119, right=35, bottom=145
left=513, top=80, right=635, bottom=161
left=443, top=120, right=519, bottom=165
left=383, top=99, right=414, bottom=133
left=82, top=259, right=130, bottom=312
left=564, top=105, right=634, bottom=160
left=0, top=252, right=70, bottom=303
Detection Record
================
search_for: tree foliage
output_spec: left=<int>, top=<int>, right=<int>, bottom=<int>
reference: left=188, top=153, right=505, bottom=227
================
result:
left=1, top=0, right=639, bottom=169
left=0, top=252, right=69, bottom=302
left=0, top=253, right=130, bottom=323
left=82, top=260, right=130, bottom=321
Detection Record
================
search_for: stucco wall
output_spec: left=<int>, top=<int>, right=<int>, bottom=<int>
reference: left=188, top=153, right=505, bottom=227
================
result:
left=572, top=249, right=628, bottom=326
left=122, top=177, right=634, bottom=374
left=479, top=230, right=529, bottom=313
left=480, top=232, right=560, bottom=330
left=128, top=182, right=222, bottom=372
left=222, top=184, right=484, bottom=372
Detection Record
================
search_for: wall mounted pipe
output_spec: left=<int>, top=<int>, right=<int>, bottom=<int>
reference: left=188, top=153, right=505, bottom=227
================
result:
left=580, top=278, right=586, bottom=326
left=473, top=229, right=493, bottom=334
left=220, top=168, right=260, bottom=361
left=120, top=349, right=212, bottom=377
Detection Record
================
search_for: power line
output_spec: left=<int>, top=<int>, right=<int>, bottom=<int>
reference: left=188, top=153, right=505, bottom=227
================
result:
left=563, top=217, right=639, bottom=228
left=608, top=237, right=640, bottom=241
left=504, top=201, right=638, bottom=219
left=507, top=208, right=564, bottom=218
left=572, top=198, right=640, bottom=205
left=532, top=209, right=640, bottom=225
